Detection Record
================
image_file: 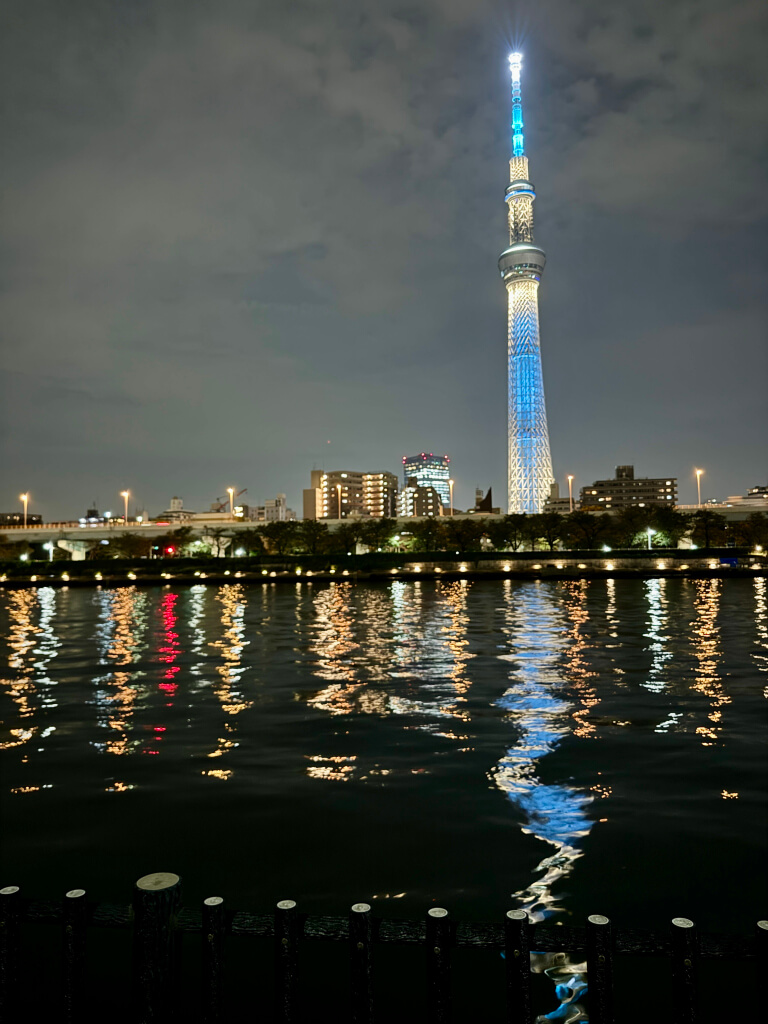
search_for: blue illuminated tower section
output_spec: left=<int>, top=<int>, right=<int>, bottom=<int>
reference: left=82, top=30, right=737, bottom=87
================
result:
left=499, top=53, right=554, bottom=513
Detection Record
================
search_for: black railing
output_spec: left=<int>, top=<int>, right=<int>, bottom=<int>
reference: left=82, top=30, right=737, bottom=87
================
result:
left=1, top=875, right=765, bottom=1022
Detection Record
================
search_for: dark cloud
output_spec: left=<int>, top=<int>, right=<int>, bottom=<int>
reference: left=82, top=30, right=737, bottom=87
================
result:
left=1, top=0, right=765, bottom=518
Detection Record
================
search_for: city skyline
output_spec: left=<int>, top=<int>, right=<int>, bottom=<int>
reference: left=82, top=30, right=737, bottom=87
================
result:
left=2, top=1, right=765, bottom=521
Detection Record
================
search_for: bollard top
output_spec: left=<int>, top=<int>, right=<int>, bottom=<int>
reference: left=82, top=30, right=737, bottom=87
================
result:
left=428, top=907, right=449, bottom=918
left=276, top=899, right=297, bottom=910
left=136, top=872, right=180, bottom=891
left=351, top=903, right=371, bottom=914
left=0, top=886, right=20, bottom=896
left=506, top=910, right=528, bottom=921
left=65, top=889, right=86, bottom=899
left=587, top=914, right=610, bottom=926
left=672, top=917, right=695, bottom=929
left=204, top=896, right=224, bottom=907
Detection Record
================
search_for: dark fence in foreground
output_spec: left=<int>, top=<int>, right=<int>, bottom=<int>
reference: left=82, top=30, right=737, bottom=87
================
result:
left=1, top=874, right=766, bottom=1023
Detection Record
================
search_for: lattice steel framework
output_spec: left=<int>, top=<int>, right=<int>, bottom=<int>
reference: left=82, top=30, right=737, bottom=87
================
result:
left=499, top=54, right=554, bottom=513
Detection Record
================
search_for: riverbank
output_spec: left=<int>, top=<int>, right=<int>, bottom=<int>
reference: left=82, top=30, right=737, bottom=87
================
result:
left=0, top=548, right=764, bottom=588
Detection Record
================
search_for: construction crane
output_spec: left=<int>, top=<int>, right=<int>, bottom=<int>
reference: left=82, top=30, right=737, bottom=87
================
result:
left=211, top=488, right=247, bottom=513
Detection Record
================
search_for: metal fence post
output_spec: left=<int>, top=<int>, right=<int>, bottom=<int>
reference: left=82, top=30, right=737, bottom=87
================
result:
left=586, top=914, right=613, bottom=1024
left=670, top=917, right=698, bottom=1023
left=426, top=907, right=451, bottom=1024
left=275, top=899, right=300, bottom=1023
left=202, top=896, right=226, bottom=1024
left=349, top=902, right=374, bottom=1024
left=504, top=909, right=531, bottom=1023
left=0, top=886, right=21, bottom=1020
left=132, top=872, right=182, bottom=1023
left=63, top=888, right=88, bottom=1022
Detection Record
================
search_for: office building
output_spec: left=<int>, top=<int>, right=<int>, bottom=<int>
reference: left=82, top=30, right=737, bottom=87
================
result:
left=580, top=466, right=677, bottom=510
left=401, top=453, right=450, bottom=508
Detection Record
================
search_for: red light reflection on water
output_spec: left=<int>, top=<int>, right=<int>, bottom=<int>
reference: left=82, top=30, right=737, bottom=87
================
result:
left=143, top=593, right=183, bottom=754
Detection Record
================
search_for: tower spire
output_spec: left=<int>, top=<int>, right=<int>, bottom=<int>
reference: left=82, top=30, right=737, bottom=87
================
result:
left=509, top=52, right=525, bottom=158
left=498, top=53, right=554, bottom=513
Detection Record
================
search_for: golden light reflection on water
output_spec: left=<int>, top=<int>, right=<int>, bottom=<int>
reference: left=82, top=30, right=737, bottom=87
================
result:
left=754, top=577, right=768, bottom=694
left=92, top=587, right=149, bottom=759
left=690, top=579, right=729, bottom=745
left=561, top=581, right=599, bottom=739
left=1, top=590, right=44, bottom=751
left=302, top=581, right=476, bottom=781
left=201, top=584, right=251, bottom=779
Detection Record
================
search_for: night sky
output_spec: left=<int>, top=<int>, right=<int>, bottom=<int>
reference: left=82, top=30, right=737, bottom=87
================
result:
left=2, top=0, right=766, bottom=521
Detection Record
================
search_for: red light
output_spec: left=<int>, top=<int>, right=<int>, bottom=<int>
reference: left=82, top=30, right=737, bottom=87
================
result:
left=166, top=546, right=175, bottom=554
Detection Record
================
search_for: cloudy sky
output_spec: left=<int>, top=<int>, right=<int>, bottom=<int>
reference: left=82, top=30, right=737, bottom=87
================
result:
left=2, top=0, right=766, bottom=520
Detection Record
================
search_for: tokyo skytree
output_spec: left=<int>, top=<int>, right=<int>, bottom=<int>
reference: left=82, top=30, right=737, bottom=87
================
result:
left=499, top=53, right=554, bottom=513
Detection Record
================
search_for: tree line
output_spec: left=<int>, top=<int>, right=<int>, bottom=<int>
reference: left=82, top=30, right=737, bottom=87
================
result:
left=3, top=507, right=762, bottom=562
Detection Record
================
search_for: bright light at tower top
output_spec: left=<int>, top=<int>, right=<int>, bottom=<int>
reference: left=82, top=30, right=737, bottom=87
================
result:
left=508, top=53, right=525, bottom=158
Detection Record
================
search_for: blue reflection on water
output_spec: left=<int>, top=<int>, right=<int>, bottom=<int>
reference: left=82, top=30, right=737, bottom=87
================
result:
left=493, top=581, right=593, bottom=921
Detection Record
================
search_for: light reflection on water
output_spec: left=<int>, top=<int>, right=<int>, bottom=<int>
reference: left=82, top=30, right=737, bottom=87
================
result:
left=492, top=580, right=594, bottom=922
left=0, top=577, right=765, bottom=929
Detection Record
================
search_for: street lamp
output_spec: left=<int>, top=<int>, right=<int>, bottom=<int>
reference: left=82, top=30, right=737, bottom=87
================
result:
left=120, top=490, right=129, bottom=524
left=44, top=542, right=54, bottom=562
left=647, top=527, right=656, bottom=550
left=695, top=468, right=704, bottom=508
left=20, top=493, right=28, bottom=528
left=449, top=479, right=454, bottom=517
left=336, top=483, right=343, bottom=520
left=567, top=475, right=574, bottom=514
left=227, top=487, right=235, bottom=519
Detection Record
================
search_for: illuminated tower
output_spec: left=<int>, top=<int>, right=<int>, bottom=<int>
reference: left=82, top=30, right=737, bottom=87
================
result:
left=499, top=53, right=554, bottom=513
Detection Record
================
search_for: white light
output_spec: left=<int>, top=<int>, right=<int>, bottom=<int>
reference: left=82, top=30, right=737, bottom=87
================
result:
left=235, top=548, right=245, bottom=557
left=602, top=545, right=611, bottom=552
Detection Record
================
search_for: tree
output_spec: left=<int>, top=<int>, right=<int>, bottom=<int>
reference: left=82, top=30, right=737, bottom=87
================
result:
left=409, top=518, right=447, bottom=552
left=690, top=509, right=727, bottom=549
left=231, top=529, right=264, bottom=556
left=261, top=521, right=300, bottom=555
left=734, top=512, right=768, bottom=548
left=564, top=512, right=611, bottom=550
left=538, top=512, right=565, bottom=551
left=611, top=506, right=656, bottom=548
left=486, top=514, right=526, bottom=552
left=522, top=514, right=542, bottom=551
left=441, top=517, right=483, bottom=554
left=154, top=526, right=198, bottom=558
left=650, top=507, right=691, bottom=547
left=329, top=521, right=367, bottom=554
left=360, top=518, right=398, bottom=552
left=297, top=520, right=329, bottom=555
left=109, top=532, right=152, bottom=559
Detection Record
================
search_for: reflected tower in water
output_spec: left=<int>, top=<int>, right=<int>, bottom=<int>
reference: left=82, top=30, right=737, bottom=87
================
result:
left=492, top=582, right=593, bottom=921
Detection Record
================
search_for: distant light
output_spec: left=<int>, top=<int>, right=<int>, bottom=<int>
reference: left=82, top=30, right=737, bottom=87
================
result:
left=605, top=562, right=614, bottom=571
left=235, top=549, right=246, bottom=557
left=532, top=564, right=542, bottom=570
left=509, top=52, right=522, bottom=63
left=602, top=545, right=611, bottom=552
left=20, top=553, right=28, bottom=562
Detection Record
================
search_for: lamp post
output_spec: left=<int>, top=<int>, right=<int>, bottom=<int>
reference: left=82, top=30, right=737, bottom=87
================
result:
left=20, top=493, right=28, bottom=528
left=337, top=483, right=343, bottom=520
left=449, top=479, right=454, bottom=517
left=227, top=487, right=235, bottom=519
left=647, top=527, right=656, bottom=550
left=695, top=468, right=703, bottom=508
left=120, top=490, right=129, bottom=525
left=567, top=475, right=574, bottom=514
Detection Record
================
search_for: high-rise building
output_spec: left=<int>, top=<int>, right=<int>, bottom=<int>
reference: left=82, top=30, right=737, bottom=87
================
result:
left=579, top=466, right=678, bottom=510
left=401, top=453, right=450, bottom=508
left=362, top=472, right=399, bottom=518
left=498, top=53, right=554, bottom=514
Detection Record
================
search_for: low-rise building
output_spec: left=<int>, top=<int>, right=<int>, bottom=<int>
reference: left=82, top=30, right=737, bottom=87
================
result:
left=580, top=465, right=677, bottom=510
left=397, top=478, right=442, bottom=517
